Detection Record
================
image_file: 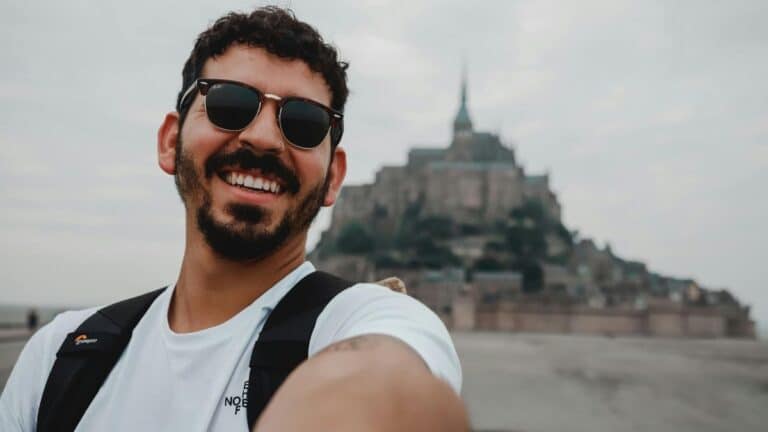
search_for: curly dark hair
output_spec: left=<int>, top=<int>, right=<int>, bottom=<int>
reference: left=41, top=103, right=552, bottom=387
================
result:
left=175, top=6, right=349, bottom=145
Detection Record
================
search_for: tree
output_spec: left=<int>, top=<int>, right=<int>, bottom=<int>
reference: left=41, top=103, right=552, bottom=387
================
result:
left=505, top=225, right=547, bottom=259
left=412, top=236, right=461, bottom=268
left=336, top=222, right=375, bottom=254
left=473, top=256, right=505, bottom=271
left=519, top=260, right=544, bottom=294
left=416, top=216, right=454, bottom=239
left=554, top=222, right=574, bottom=246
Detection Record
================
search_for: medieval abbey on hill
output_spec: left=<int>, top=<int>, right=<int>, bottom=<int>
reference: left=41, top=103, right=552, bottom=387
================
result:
left=312, top=74, right=755, bottom=339
left=324, top=75, right=563, bottom=245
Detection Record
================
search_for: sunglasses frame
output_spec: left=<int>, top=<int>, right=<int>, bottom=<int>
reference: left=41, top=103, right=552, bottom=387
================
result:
left=179, top=78, right=344, bottom=149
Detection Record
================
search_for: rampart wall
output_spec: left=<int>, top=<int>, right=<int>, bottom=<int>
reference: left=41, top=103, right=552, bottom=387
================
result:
left=456, top=300, right=754, bottom=338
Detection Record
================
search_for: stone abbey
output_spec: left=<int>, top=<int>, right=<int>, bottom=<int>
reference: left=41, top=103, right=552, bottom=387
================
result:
left=312, top=74, right=755, bottom=339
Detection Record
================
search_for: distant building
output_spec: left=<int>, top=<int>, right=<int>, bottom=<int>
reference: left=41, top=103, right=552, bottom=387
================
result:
left=313, top=71, right=755, bottom=339
left=322, top=72, right=560, bottom=242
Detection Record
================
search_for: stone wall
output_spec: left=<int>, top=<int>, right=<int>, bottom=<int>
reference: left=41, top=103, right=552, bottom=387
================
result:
left=452, top=296, right=475, bottom=331
left=453, top=300, right=749, bottom=338
left=570, top=311, right=646, bottom=336
left=647, top=311, right=686, bottom=337
left=686, top=313, right=726, bottom=338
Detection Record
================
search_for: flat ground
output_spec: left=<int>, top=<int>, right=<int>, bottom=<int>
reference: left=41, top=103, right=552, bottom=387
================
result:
left=0, top=340, right=25, bottom=391
left=3, top=332, right=768, bottom=431
left=455, top=332, right=768, bottom=432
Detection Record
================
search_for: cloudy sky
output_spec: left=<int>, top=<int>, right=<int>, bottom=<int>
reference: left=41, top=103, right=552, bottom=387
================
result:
left=1, top=1, right=766, bottom=330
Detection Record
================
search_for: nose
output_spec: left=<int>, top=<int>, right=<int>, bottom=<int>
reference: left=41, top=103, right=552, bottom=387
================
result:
left=236, top=97, right=285, bottom=153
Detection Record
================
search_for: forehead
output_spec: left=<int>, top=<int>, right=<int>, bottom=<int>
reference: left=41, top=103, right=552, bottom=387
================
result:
left=201, top=44, right=332, bottom=106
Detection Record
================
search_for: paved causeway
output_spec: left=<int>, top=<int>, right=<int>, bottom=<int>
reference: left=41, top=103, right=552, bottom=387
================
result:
left=456, top=332, right=768, bottom=432
left=3, top=331, right=767, bottom=431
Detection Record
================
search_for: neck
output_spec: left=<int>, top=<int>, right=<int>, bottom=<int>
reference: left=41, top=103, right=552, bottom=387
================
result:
left=169, top=222, right=307, bottom=333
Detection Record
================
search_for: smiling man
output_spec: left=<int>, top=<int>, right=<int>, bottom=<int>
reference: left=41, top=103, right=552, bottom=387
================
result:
left=0, top=6, right=465, bottom=432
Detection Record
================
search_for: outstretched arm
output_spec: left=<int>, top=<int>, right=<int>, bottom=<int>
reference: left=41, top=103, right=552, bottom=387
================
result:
left=253, top=334, right=469, bottom=432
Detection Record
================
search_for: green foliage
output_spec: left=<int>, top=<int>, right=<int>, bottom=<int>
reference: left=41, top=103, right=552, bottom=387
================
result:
left=412, top=236, right=461, bottom=269
left=367, top=197, right=575, bottom=272
left=336, top=222, right=375, bottom=254
left=503, top=200, right=576, bottom=261
left=505, top=225, right=547, bottom=258
left=518, top=260, right=544, bottom=293
left=474, top=256, right=505, bottom=271
left=484, top=241, right=506, bottom=253
left=403, top=202, right=422, bottom=219
left=545, top=252, right=570, bottom=266
left=417, top=216, right=455, bottom=239
left=373, top=252, right=402, bottom=268
left=459, top=223, right=483, bottom=235
left=395, top=206, right=456, bottom=248
left=510, top=200, right=546, bottom=224
left=554, top=222, right=574, bottom=246
left=372, top=204, right=389, bottom=219
left=394, top=204, right=421, bottom=248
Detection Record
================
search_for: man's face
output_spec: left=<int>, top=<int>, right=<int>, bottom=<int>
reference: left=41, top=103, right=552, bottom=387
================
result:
left=167, top=45, right=344, bottom=261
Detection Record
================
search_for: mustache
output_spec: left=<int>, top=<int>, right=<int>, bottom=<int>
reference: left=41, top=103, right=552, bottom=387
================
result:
left=205, top=148, right=300, bottom=195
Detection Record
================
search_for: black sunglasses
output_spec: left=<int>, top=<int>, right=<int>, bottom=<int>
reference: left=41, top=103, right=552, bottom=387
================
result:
left=179, top=78, right=343, bottom=149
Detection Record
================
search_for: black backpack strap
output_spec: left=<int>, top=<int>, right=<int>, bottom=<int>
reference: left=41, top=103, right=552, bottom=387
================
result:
left=246, top=271, right=352, bottom=428
left=36, top=288, right=165, bottom=432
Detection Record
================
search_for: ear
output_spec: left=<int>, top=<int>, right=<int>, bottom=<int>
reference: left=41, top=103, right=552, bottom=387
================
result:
left=157, top=112, right=180, bottom=175
left=322, top=146, right=347, bottom=207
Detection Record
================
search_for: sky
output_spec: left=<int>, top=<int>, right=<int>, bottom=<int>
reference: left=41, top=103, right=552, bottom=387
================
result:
left=1, top=1, right=766, bottom=332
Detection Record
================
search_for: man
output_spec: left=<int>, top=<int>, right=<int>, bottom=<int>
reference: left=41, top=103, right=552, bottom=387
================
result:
left=0, top=6, right=466, bottom=432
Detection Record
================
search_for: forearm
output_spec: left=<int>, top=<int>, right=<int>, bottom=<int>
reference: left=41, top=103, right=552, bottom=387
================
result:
left=254, top=336, right=468, bottom=432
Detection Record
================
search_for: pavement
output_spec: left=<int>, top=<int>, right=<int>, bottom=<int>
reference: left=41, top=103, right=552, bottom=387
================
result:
left=0, top=328, right=32, bottom=343
left=0, top=339, right=26, bottom=392
left=456, top=332, right=768, bottom=432
left=0, top=329, right=33, bottom=391
left=2, top=331, right=768, bottom=431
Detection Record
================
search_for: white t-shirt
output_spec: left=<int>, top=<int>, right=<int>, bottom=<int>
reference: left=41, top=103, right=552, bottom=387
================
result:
left=0, top=262, right=462, bottom=431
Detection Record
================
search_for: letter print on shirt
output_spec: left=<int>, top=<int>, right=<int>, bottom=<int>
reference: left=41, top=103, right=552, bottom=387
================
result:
left=223, top=380, right=249, bottom=415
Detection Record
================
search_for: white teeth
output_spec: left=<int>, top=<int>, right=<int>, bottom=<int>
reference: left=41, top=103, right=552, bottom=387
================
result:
left=226, top=172, right=281, bottom=194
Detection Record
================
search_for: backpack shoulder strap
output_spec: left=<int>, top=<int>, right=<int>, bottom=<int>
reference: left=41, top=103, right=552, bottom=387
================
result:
left=36, top=288, right=165, bottom=432
left=246, top=271, right=352, bottom=428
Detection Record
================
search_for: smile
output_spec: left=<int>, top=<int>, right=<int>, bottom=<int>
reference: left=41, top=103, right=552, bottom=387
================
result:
left=222, top=170, right=283, bottom=194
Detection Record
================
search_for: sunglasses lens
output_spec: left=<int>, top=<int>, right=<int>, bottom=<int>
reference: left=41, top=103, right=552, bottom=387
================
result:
left=280, top=99, right=331, bottom=148
left=205, top=83, right=261, bottom=130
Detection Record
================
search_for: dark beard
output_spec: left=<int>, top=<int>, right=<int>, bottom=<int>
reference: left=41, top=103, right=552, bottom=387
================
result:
left=195, top=179, right=328, bottom=261
left=175, top=144, right=330, bottom=262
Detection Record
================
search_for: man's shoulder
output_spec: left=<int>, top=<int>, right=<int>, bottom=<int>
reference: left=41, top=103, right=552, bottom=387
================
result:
left=0, top=308, right=101, bottom=412
left=318, top=281, right=448, bottom=336
left=323, top=282, right=439, bottom=320
left=27, top=306, right=102, bottom=354
left=310, top=281, right=462, bottom=393
left=37, top=286, right=171, bottom=343
left=49, top=307, right=102, bottom=330
left=331, top=281, right=423, bottom=311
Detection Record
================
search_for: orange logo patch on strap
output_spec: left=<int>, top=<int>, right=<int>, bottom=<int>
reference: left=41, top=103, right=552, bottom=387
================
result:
left=74, top=334, right=98, bottom=346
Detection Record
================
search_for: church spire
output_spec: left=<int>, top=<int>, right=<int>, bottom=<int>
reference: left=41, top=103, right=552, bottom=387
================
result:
left=453, top=65, right=473, bottom=134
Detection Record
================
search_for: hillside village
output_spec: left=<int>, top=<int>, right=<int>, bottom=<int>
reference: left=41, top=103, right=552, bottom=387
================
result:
left=311, top=75, right=755, bottom=339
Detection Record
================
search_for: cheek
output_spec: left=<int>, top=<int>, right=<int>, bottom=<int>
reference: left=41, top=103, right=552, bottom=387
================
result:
left=180, top=125, right=231, bottom=166
left=293, top=146, right=332, bottom=183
